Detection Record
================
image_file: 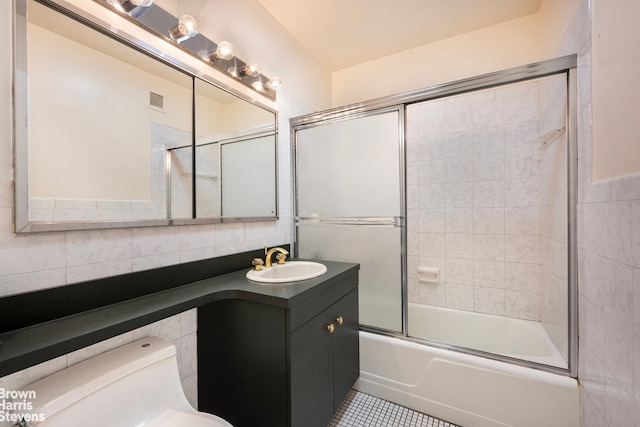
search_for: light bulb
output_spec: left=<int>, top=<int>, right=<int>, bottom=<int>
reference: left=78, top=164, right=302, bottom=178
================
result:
left=252, top=80, right=264, bottom=92
left=265, top=76, right=283, bottom=91
left=240, top=61, right=260, bottom=77
left=209, top=41, right=234, bottom=61
left=169, top=15, right=198, bottom=42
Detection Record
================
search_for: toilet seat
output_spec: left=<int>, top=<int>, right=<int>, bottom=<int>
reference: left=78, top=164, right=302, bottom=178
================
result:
left=144, top=409, right=233, bottom=427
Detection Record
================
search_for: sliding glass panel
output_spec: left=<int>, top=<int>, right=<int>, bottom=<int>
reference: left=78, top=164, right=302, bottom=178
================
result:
left=405, top=73, right=569, bottom=369
left=298, top=224, right=402, bottom=332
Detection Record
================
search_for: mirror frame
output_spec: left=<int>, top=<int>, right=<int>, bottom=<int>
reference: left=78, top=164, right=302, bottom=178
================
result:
left=13, top=0, right=279, bottom=233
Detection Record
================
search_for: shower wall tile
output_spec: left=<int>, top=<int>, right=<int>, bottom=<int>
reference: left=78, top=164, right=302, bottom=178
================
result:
left=506, top=262, right=540, bottom=293
left=473, top=181, right=504, bottom=207
left=506, top=290, right=539, bottom=321
left=474, top=153, right=505, bottom=181
left=473, top=126, right=504, bottom=154
left=446, top=283, right=474, bottom=311
left=419, top=184, right=445, bottom=208
left=444, top=182, right=473, bottom=207
left=474, top=287, right=505, bottom=316
left=444, top=156, right=473, bottom=182
left=419, top=208, right=445, bottom=232
left=473, top=234, right=505, bottom=261
left=444, top=233, right=473, bottom=259
left=445, top=208, right=473, bottom=233
left=418, top=135, right=446, bottom=160
left=420, top=232, right=445, bottom=258
left=505, top=207, right=539, bottom=235
left=473, top=260, right=505, bottom=288
left=474, top=207, right=504, bottom=234
left=407, top=80, right=549, bottom=323
left=601, top=201, right=633, bottom=266
left=419, top=281, right=445, bottom=306
left=444, top=131, right=474, bottom=158
left=445, top=258, right=473, bottom=285
left=419, top=159, right=445, bottom=184
left=505, top=235, right=540, bottom=263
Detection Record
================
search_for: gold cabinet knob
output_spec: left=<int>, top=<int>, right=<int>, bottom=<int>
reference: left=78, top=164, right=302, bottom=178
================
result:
left=336, top=316, right=344, bottom=325
left=326, top=324, right=335, bottom=334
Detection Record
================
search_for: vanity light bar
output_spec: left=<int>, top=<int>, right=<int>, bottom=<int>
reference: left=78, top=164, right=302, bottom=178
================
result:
left=99, top=0, right=282, bottom=100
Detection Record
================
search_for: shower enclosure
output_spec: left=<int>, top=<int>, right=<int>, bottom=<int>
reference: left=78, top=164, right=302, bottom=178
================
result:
left=292, top=55, right=577, bottom=376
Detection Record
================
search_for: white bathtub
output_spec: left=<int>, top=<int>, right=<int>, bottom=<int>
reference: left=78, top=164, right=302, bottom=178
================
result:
left=355, top=306, right=580, bottom=427
left=407, top=303, right=567, bottom=368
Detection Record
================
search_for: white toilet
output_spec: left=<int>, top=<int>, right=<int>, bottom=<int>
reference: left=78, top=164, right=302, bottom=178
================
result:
left=13, top=336, right=232, bottom=427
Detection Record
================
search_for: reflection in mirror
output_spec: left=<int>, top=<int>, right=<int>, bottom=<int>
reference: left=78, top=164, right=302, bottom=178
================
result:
left=194, top=78, right=277, bottom=219
left=221, top=133, right=276, bottom=217
left=15, top=0, right=278, bottom=232
left=26, top=0, right=192, bottom=223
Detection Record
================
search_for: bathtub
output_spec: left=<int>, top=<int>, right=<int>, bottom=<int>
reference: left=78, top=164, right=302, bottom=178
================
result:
left=355, top=306, right=580, bottom=427
left=407, top=303, right=567, bottom=368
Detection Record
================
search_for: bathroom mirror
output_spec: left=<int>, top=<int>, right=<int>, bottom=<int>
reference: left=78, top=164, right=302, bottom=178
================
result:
left=14, top=0, right=278, bottom=232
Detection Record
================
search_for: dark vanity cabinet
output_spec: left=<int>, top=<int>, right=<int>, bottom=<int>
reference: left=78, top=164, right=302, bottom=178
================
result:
left=198, top=269, right=359, bottom=427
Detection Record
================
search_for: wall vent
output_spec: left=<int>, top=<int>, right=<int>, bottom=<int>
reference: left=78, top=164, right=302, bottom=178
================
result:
left=149, top=91, right=164, bottom=110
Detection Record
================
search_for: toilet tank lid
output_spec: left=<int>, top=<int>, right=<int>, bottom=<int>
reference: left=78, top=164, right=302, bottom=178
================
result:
left=20, top=337, right=175, bottom=420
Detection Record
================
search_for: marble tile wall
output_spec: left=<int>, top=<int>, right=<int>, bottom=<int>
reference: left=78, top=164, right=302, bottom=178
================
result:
left=553, top=0, right=640, bottom=425
left=406, top=80, right=551, bottom=322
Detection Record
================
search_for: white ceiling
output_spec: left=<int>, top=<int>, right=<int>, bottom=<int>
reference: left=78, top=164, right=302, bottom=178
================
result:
left=257, top=0, right=543, bottom=71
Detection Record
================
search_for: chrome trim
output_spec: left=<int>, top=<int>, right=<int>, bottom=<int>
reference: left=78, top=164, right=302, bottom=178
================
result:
left=567, top=68, right=579, bottom=379
left=13, top=0, right=279, bottom=233
left=290, top=55, right=577, bottom=127
left=296, top=216, right=403, bottom=227
left=292, top=55, right=579, bottom=377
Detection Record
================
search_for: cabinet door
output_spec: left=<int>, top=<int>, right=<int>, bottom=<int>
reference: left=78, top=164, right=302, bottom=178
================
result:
left=289, top=307, right=335, bottom=427
left=332, top=288, right=360, bottom=412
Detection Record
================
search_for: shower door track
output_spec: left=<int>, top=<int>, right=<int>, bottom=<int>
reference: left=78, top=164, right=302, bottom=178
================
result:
left=291, top=54, right=578, bottom=379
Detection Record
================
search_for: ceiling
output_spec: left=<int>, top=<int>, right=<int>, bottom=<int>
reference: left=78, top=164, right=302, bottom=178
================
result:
left=257, top=0, right=543, bottom=71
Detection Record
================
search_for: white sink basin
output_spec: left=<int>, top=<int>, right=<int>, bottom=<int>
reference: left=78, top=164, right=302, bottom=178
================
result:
left=246, top=261, right=327, bottom=283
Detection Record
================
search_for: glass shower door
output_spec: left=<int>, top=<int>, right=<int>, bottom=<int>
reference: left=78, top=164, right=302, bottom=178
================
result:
left=294, top=108, right=404, bottom=332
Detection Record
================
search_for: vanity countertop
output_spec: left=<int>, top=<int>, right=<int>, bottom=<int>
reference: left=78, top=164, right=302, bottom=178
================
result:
left=0, top=259, right=359, bottom=377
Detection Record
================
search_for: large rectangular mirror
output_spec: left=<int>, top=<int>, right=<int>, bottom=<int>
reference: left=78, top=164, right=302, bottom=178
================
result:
left=14, top=0, right=278, bottom=232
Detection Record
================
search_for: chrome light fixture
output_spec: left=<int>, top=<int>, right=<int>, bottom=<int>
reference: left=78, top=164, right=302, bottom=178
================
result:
left=169, top=15, right=198, bottom=43
left=208, top=41, right=234, bottom=61
left=101, top=0, right=282, bottom=99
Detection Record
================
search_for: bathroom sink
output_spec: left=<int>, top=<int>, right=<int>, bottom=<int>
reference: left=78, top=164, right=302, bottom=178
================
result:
left=246, top=261, right=327, bottom=283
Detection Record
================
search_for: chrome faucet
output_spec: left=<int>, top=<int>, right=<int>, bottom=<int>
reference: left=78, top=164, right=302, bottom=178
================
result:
left=264, top=247, right=289, bottom=267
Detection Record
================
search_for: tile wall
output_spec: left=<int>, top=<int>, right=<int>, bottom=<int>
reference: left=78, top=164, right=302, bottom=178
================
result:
left=557, top=0, right=640, bottom=425
left=406, top=79, right=562, bottom=323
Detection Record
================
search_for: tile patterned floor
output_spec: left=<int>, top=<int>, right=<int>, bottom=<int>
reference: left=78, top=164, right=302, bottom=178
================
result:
left=328, top=390, right=461, bottom=427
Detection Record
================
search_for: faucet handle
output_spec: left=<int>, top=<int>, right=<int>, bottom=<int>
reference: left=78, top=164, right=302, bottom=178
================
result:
left=251, top=258, right=264, bottom=271
left=275, top=253, right=287, bottom=264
